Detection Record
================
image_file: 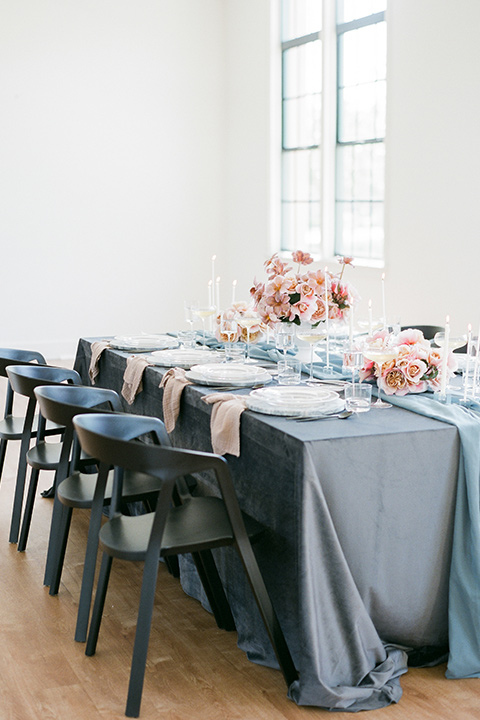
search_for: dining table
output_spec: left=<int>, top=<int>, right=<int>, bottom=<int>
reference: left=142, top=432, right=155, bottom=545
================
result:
left=72, top=336, right=476, bottom=711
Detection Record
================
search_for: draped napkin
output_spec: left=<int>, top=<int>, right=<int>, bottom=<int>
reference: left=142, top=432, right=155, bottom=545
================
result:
left=121, top=355, right=152, bottom=405
left=202, top=393, right=247, bottom=457
left=159, top=367, right=192, bottom=433
left=378, top=391, right=480, bottom=679
left=89, top=340, right=110, bottom=384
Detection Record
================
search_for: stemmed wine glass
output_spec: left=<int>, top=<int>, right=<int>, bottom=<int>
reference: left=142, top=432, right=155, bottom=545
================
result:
left=236, top=312, right=260, bottom=363
left=296, top=324, right=326, bottom=384
left=275, top=324, right=295, bottom=360
left=220, top=313, right=238, bottom=361
left=342, top=342, right=364, bottom=386
left=192, top=304, right=216, bottom=349
left=362, top=339, right=398, bottom=408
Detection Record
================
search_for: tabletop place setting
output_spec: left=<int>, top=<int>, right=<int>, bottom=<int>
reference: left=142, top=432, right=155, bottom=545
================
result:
left=95, top=249, right=478, bottom=425
left=74, top=248, right=480, bottom=717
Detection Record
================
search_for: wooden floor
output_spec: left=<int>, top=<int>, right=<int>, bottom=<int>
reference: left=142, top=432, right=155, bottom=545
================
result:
left=1, top=374, right=480, bottom=718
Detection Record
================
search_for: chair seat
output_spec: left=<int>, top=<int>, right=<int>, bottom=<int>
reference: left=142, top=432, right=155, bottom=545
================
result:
left=26, top=441, right=62, bottom=470
left=58, top=469, right=162, bottom=509
left=99, top=496, right=264, bottom=562
left=0, top=415, right=62, bottom=441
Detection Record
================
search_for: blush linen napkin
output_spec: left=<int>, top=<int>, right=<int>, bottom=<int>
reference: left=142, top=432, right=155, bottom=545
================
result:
left=89, top=341, right=110, bottom=384
left=202, top=393, right=247, bottom=457
left=159, top=367, right=192, bottom=433
left=121, top=355, right=152, bottom=405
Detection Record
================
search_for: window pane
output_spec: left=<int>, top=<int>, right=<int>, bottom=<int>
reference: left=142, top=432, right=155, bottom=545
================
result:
left=338, top=0, right=386, bottom=24
left=283, top=41, right=322, bottom=149
left=282, top=201, right=321, bottom=253
left=282, top=149, right=321, bottom=202
left=282, top=0, right=322, bottom=42
left=336, top=200, right=384, bottom=260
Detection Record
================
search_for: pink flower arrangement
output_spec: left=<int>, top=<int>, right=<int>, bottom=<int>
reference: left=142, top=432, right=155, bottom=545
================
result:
left=250, top=251, right=356, bottom=327
left=360, top=329, right=458, bottom=395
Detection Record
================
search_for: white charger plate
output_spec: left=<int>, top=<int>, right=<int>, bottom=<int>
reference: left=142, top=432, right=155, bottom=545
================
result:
left=110, top=335, right=179, bottom=351
left=186, top=363, right=272, bottom=387
left=250, top=385, right=337, bottom=409
left=149, top=349, right=224, bottom=369
left=245, top=385, right=342, bottom=417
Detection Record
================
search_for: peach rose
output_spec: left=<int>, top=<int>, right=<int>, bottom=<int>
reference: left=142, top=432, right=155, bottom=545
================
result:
left=380, top=368, right=408, bottom=395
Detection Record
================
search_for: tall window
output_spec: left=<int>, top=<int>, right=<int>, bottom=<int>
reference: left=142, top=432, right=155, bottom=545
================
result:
left=281, top=0, right=387, bottom=262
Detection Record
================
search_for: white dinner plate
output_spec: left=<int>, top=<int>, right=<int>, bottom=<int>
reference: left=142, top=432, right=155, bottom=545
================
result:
left=245, top=390, right=344, bottom=417
left=148, top=349, right=224, bottom=369
left=250, top=385, right=337, bottom=409
left=186, top=363, right=272, bottom=387
left=110, top=335, right=179, bottom=351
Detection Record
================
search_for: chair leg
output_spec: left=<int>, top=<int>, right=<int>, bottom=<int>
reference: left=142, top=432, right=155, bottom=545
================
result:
left=9, top=400, right=36, bottom=544
left=48, top=505, right=73, bottom=596
left=44, top=491, right=68, bottom=586
left=0, top=438, right=8, bottom=484
left=190, top=551, right=236, bottom=631
left=85, top=553, right=113, bottom=656
left=235, top=541, right=298, bottom=688
left=125, top=549, right=162, bottom=718
left=17, top=467, right=40, bottom=552
left=75, top=495, right=107, bottom=642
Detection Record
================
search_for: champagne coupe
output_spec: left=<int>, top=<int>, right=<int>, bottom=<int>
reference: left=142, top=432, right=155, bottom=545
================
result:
left=275, top=324, right=295, bottom=360
left=362, top=341, right=398, bottom=408
left=433, top=332, right=467, bottom=352
left=237, top=313, right=259, bottom=363
left=296, top=324, right=327, bottom=384
left=192, top=304, right=216, bottom=348
left=220, top=313, right=238, bottom=361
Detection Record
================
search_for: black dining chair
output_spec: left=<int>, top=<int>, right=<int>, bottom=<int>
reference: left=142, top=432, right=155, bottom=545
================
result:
left=33, top=384, right=172, bottom=643
left=73, top=412, right=298, bottom=718
left=0, top=348, right=53, bottom=488
left=400, top=325, right=444, bottom=340
left=5, top=364, right=82, bottom=545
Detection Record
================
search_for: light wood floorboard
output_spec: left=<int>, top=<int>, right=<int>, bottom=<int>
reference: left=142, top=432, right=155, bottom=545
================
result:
left=0, top=369, right=479, bottom=718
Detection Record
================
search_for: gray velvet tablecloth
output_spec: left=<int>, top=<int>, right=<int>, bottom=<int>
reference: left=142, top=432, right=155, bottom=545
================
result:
left=74, top=338, right=460, bottom=710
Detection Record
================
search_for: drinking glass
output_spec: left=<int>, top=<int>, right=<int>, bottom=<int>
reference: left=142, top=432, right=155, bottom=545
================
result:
left=362, top=340, right=398, bottom=408
left=192, top=304, right=216, bottom=348
left=220, top=314, right=238, bottom=360
left=342, top=343, right=364, bottom=385
left=277, top=357, right=302, bottom=385
left=296, top=324, right=326, bottom=383
left=237, top=313, right=260, bottom=363
left=275, top=324, right=295, bottom=360
left=344, top=382, right=372, bottom=413
left=184, top=302, right=196, bottom=331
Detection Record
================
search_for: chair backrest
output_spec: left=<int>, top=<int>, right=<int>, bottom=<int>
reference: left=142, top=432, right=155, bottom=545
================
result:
left=0, top=348, right=46, bottom=378
left=34, top=385, right=123, bottom=428
left=73, top=413, right=243, bottom=532
left=400, top=325, right=444, bottom=340
left=6, top=365, right=82, bottom=399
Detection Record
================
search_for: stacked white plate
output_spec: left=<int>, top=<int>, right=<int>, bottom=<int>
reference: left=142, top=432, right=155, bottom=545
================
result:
left=186, top=363, right=272, bottom=387
left=149, top=349, right=224, bottom=369
left=110, top=335, right=179, bottom=352
left=245, top=385, right=343, bottom=417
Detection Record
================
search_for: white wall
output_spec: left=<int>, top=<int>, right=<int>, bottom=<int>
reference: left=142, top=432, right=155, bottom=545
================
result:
left=1, top=0, right=480, bottom=359
left=0, top=0, right=227, bottom=358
